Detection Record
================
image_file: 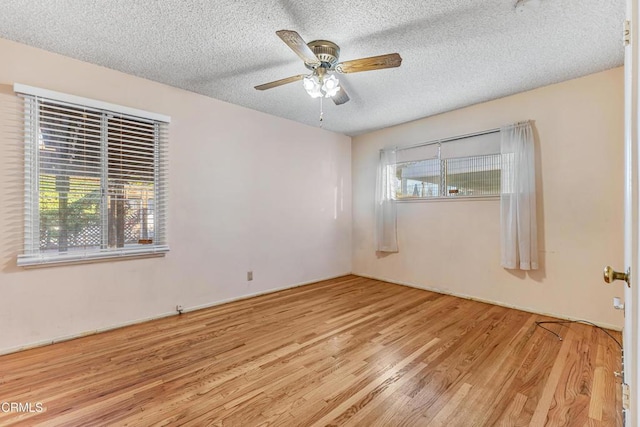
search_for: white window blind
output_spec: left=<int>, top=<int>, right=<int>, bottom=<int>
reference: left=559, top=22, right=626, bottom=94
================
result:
left=15, top=84, right=169, bottom=266
left=395, top=132, right=501, bottom=199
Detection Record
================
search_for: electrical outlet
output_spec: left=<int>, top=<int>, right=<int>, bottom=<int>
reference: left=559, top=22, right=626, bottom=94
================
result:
left=247, top=271, right=253, bottom=281
left=613, top=297, right=624, bottom=310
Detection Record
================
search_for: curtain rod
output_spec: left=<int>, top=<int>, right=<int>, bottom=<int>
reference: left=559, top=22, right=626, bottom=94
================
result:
left=391, top=127, right=500, bottom=153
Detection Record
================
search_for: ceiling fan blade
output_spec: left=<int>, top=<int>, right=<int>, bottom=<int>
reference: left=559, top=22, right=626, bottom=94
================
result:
left=335, top=53, right=402, bottom=74
left=276, top=30, right=321, bottom=67
left=254, top=74, right=306, bottom=91
left=332, top=85, right=350, bottom=105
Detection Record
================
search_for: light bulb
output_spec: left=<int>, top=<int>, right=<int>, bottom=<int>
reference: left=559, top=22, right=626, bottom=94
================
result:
left=303, top=77, right=315, bottom=91
left=322, top=75, right=341, bottom=98
left=303, top=74, right=323, bottom=98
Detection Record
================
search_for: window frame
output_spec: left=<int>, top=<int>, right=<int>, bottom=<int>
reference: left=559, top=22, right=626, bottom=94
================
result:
left=15, top=84, right=170, bottom=267
left=394, top=141, right=502, bottom=202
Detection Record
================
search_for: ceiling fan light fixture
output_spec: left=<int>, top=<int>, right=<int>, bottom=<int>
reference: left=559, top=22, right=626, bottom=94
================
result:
left=303, top=74, right=323, bottom=98
left=322, top=75, right=341, bottom=98
left=304, top=73, right=341, bottom=99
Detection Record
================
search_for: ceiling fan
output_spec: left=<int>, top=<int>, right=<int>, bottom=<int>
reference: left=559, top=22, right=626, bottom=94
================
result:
left=255, top=30, right=402, bottom=106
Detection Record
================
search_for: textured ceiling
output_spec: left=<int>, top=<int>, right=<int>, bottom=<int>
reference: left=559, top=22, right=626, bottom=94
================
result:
left=0, top=0, right=625, bottom=136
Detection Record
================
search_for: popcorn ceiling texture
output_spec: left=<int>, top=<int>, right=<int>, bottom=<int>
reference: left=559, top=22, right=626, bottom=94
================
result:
left=0, top=0, right=624, bottom=136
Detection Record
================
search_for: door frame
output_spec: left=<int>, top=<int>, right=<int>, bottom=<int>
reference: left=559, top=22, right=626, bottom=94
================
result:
left=625, top=0, right=638, bottom=425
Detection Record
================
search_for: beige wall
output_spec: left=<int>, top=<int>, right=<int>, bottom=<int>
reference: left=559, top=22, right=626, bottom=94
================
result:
left=0, top=36, right=624, bottom=354
left=0, top=38, right=352, bottom=354
left=352, top=68, right=625, bottom=329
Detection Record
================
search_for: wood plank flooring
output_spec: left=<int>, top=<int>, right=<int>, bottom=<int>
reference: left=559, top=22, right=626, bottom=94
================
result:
left=0, top=275, right=622, bottom=426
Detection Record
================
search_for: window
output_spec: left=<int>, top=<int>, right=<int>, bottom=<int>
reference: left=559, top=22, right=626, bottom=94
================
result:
left=395, top=132, right=501, bottom=199
left=15, top=84, right=169, bottom=266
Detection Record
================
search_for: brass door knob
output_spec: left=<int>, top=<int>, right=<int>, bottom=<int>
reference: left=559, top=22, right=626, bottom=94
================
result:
left=603, top=266, right=631, bottom=287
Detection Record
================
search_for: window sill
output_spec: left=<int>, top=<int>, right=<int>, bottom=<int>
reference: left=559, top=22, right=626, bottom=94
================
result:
left=396, top=195, right=500, bottom=203
left=17, top=246, right=169, bottom=268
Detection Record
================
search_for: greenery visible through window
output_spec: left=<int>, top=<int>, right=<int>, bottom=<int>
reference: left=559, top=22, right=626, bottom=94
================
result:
left=17, top=88, right=169, bottom=266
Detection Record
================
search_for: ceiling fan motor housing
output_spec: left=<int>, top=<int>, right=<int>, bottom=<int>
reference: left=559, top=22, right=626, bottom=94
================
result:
left=306, top=40, right=340, bottom=69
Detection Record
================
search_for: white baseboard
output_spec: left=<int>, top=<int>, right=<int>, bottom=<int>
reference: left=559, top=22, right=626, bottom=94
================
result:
left=353, top=272, right=623, bottom=332
left=183, top=272, right=353, bottom=313
left=0, top=310, right=177, bottom=356
left=3, top=270, right=619, bottom=356
left=0, top=272, right=352, bottom=356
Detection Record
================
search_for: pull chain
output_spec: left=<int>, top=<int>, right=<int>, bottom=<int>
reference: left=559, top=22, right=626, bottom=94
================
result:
left=319, top=96, right=324, bottom=127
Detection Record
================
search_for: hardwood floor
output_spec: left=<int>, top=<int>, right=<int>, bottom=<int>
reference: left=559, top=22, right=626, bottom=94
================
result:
left=0, top=275, right=622, bottom=426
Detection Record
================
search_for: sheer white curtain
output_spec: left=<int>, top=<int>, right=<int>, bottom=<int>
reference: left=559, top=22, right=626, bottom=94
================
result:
left=375, top=148, right=399, bottom=252
left=500, top=121, right=538, bottom=270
